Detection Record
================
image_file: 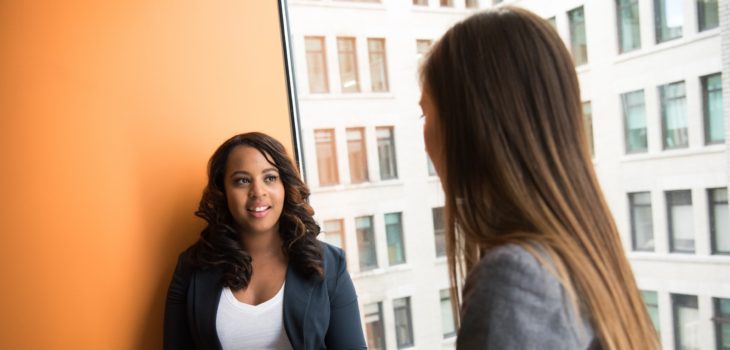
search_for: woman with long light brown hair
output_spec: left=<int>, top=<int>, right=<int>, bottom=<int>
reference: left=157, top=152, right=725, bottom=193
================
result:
left=419, top=6, right=659, bottom=349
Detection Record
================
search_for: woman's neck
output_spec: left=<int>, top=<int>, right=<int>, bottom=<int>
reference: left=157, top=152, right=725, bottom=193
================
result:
left=241, top=229, right=284, bottom=258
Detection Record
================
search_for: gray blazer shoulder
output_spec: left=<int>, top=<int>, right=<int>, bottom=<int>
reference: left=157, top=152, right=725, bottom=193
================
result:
left=456, top=244, right=598, bottom=349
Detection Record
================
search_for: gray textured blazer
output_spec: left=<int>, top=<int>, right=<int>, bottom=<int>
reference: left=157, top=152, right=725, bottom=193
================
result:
left=457, top=244, right=601, bottom=349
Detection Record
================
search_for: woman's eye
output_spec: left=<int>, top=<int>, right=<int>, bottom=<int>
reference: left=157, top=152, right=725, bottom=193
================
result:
left=234, top=178, right=251, bottom=185
left=264, top=175, right=278, bottom=183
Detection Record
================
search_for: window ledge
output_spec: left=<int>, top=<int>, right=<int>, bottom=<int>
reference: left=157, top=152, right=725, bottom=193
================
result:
left=613, top=29, right=720, bottom=64
left=288, top=0, right=386, bottom=11
left=620, top=145, right=725, bottom=163
left=299, top=92, right=396, bottom=101
left=628, top=252, right=730, bottom=265
left=352, top=267, right=385, bottom=279
left=384, top=263, right=412, bottom=273
left=312, top=179, right=404, bottom=194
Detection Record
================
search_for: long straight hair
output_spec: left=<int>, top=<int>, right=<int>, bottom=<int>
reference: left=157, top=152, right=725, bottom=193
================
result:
left=421, top=6, right=659, bottom=350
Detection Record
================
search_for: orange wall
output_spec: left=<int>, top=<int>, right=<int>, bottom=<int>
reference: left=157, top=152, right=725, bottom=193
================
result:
left=0, top=1, right=293, bottom=348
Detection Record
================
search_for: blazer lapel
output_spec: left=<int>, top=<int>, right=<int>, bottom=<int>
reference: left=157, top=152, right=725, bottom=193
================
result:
left=283, top=265, right=316, bottom=349
left=193, top=266, right=224, bottom=350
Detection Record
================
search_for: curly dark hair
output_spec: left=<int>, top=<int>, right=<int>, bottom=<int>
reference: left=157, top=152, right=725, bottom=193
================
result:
left=187, top=132, right=323, bottom=290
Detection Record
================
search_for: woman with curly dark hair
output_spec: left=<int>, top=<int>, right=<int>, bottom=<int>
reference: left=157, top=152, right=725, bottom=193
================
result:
left=164, top=132, right=366, bottom=350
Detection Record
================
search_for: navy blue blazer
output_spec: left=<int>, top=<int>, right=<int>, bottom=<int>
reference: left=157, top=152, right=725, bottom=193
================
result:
left=163, top=241, right=366, bottom=350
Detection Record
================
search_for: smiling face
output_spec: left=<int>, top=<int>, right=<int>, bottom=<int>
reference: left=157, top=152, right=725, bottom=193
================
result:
left=224, top=145, right=285, bottom=236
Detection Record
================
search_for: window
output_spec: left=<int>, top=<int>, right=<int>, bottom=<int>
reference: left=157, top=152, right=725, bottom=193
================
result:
left=715, top=298, right=730, bottom=350
left=433, top=207, right=446, bottom=257
left=337, top=37, right=360, bottom=93
left=617, top=0, right=641, bottom=53
left=466, top=0, right=479, bottom=9
left=440, top=0, right=453, bottom=7
left=315, top=129, right=339, bottom=186
left=346, top=127, right=369, bottom=183
left=427, top=158, right=437, bottom=176
left=304, top=37, right=329, bottom=93
left=356, top=216, right=378, bottom=270
left=698, top=0, right=719, bottom=31
left=660, top=81, right=688, bottom=149
left=667, top=190, right=694, bottom=253
left=709, top=188, right=730, bottom=254
left=583, top=101, right=594, bottom=157
left=703, top=73, right=724, bottom=144
left=630, top=192, right=654, bottom=251
left=655, top=0, right=683, bottom=43
left=416, top=39, right=432, bottom=65
left=568, top=6, right=588, bottom=66
left=364, top=302, right=385, bottom=350
left=547, top=16, right=557, bottom=30
left=622, top=90, right=648, bottom=153
left=393, top=297, right=414, bottom=348
left=322, top=219, right=345, bottom=250
left=440, top=289, right=456, bottom=338
left=368, top=38, right=389, bottom=92
left=376, top=126, right=398, bottom=180
left=641, top=290, right=661, bottom=336
left=672, top=294, right=699, bottom=350
left=385, top=212, right=406, bottom=265
left=413, top=0, right=428, bottom=6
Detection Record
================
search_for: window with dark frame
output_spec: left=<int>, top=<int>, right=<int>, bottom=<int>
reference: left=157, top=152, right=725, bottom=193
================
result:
left=630, top=192, right=654, bottom=251
left=709, top=188, right=729, bottom=254
left=667, top=190, right=694, bottom=253
left=393, top=297, right=414, bottom=348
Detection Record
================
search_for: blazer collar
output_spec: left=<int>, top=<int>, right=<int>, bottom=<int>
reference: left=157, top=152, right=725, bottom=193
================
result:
left=282, top=264, right=317, bottom=349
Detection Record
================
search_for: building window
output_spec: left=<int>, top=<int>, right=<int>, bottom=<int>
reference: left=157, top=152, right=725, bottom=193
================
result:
left=385, top=212, right=406, bottom=265
left=622, top=90, right=648, bottom=153
left=393, top=297, right=414, bottom=348
left=367, top=38, right=389, bottom=92
left=440, top=0, right=453, bottom=7
left=416, top=39, right=433, bottom=65
left=710, top=188, right=730, bottom=254
left=346, top=127, right=369, bottom=184
left=466, top=0, right=479, bottom=9
left=617, top=0, right=641, bottom=53
left=440, top=289, right=456, bottom=338
left=641, top=290, right=661, bottom=336
left=364, top=302, right=385, bottom=350
left=427, top=158, right=437, bottom=176
left=376, top=126, right=398, bottom=180
left=304, top=36, right=329, bottom=93
left=337, top=37, right=360, bottom=93
left=630, top=192, right=654, bottom=251
left=433, top=207, right=446, bottom=257
left=715, top=298, right=730, bottom=350
left=413, top=0, right=428, bottom=6
left=655, top=0, right=683, bottom=43
left=667, top=190, right=694, bottom=253
left=568, top=6, right=588, bottom=66
left=698, top=0, right=719, bottom=31
left=583, top=101, right=594, bottom=157
left=356, top=216, right=378, bottom=270
left=659, top=81, right=688, bottom=149
left=315, top=129, right=339, bottom=186
left=672, top=294, right=699, bottom=350
left=547, top=16, right=557, bottom=30
left=322, top=219, right=345, bottom=251
left=703, top=73, right=725, bottom=144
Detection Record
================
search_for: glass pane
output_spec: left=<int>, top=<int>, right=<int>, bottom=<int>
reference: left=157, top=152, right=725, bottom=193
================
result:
left=711, top=188, right=730, bottom=253
left=393, top=297, right=414, bottom=348
left=347, top=128, right=369, bottom=183
left=704, top=73, right=725, bottom=144
left=356, top=216, right=378, bottom=270
left=622, top=90, right=648, bottom=153
left=617, top=0, right=641, bottom=52
left=385, top=212, right=406, bottom=265
left=660, top=82, right=688, bottom=149
left=568, top=6, right=588, bottom=65
left=377, top=127, right=398, bottom=180
left=440, top=289, right=456, bottom=337
left=655, top=0, right=683, bottom=43
left=667, top=190, right=694, bottom=253
left=364, top=302, right=385, bottom=350
left=368, top=38, right=389, bottom=92
left=630, top=192, right=654, bottom=251
left=673, top=294, right=699, bottom=350
left=698, top=0, right=719, bottom=31
left=315, top=129, right=339, bottom=185
left=305, top=37, right=329, bottom=93
left=323, top=219, right=344, bottom=249
left=433, top=207, right=446, bottom=256
left=338, top=37, right=360, bottom=92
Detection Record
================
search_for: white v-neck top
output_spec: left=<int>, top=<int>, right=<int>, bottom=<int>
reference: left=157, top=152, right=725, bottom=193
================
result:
left=215, top=283, right=293, bottom=350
